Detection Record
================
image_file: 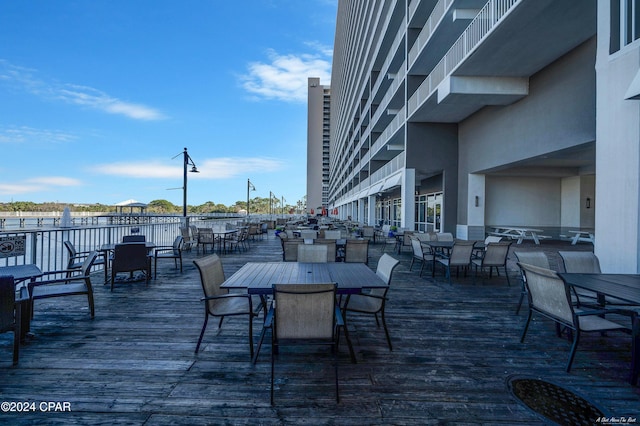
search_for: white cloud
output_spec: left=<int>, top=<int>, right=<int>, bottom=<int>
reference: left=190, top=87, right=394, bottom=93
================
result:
left=92, top=157, right=284, bottom=179
left=0, top=125, right=76, bottom=144
left=0, top=60, right=166, bottom=121
left=27, top=177, right=82, bottom=186
left=0, top=176, right=82, bottom=195
left=240, top=45, right=332, bottom=103
left=56, top=84, right=166, bottom=121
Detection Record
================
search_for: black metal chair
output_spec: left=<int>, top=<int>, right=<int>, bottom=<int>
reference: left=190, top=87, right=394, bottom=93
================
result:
left=153, top=235, right=183, bottom=278
left=193, top=255, right=256, bottom=356
left=518, top=262, right=628, bottom=372
left=123, top=235, right=146, bottom=243
left=471, top=241, right=513, bottom=285
left=436, top=240, right=475, bottom=284
left=409, top=236, right=434, bottom=277
left=513, top=250, right=550, bottom=315
left=110, top=243, right=151, bottom=291
left=0, top=275, right=21, bottom=365
left=29, top=251, right=98, bottom=319
left=342, top=253, right=400, bottom=350
left=344, top=239, right=369, bottom=264
left=64, top=240, right=107, bottom=283
left=268, top=283, right=342, bottom=404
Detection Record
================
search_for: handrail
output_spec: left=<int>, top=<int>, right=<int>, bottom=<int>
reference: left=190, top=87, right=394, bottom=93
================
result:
left=408, top=0, right=521, bottom=118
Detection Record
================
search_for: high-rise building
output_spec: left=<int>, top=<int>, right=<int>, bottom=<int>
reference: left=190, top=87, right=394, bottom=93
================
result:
left=326, top=0, right=640, bottom=272
left=307, top=77, right=331, bottom=215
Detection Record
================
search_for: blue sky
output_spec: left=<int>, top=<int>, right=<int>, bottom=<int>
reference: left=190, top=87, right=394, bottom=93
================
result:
left=0, top=0, right=336, bottom=207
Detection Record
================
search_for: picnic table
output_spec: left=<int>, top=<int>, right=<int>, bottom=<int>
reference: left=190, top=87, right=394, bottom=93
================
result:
left=488, top=226, right=550, bottom=244
left=567, top=230, right=594, bottom=245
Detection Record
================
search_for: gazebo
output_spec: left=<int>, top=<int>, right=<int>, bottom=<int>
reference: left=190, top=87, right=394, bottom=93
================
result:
left=113, top=199, right=148, bottom=215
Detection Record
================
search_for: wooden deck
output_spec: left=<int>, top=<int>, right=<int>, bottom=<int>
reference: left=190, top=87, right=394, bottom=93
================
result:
left=1, top=232, right=638, bottom=424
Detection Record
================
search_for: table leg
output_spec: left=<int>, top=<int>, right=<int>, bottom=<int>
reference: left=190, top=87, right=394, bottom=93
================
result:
left=340, top=297, right=357, bottom=364
left=18, top=286, right=31, bottom=342
left=631, top=315, right=639, bottom=386
left=532, top=233, right=540, bottom=245
left=252, top=295, right=270, bottom=364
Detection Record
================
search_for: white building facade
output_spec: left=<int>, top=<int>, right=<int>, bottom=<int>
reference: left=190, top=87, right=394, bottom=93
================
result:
left=327, top=0, right=640, bottom=272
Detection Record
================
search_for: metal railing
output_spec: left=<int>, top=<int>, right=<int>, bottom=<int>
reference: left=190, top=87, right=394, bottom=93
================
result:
left=0, top=219, right=185, bottom=271
left=408, top=0, right=521, bottom=118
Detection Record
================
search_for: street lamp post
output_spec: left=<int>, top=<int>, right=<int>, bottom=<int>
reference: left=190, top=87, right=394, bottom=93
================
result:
left=269, top=191, right=276, bottom=216
left=247, top=178, right=256, bottom=219
left=281, top=196, right=286, bottom=217
left=172, top=147, right=199, bottom=220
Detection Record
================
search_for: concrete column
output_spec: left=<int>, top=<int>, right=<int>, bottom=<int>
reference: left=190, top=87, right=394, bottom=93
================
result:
left=368, top=195, right=377, bottom=225
left=401, top=169, right=416, bottom=229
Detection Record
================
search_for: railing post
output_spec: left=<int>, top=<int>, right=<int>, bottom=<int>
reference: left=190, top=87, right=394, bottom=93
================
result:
left=29, top=232, right=38, bottom=265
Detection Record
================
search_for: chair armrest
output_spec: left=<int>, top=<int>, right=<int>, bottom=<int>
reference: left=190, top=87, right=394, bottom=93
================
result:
left=200, top=293, right=250, bottom=302
left=154, top=247, right=176, bottom=255
left=37, top=269, right=81, bottom=279
left=29, top=274, right=88, bottom=291
left=574, top=308, right=620, bottom=317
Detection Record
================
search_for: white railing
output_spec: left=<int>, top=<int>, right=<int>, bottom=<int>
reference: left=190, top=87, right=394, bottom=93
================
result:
left=408, top=0, right=454, bottom=68
left=0, top=220, right=184, bottom=272
left=408, top=0, right=521, bottom=117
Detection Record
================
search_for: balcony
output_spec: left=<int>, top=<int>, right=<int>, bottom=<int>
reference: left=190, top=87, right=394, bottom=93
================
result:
left=408, top=0, right=596, bottom=123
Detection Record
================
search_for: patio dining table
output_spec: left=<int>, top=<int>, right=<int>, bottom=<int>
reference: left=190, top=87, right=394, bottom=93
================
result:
left=222, top=261, right=387, bottom=363
left=0, top=264, right=43, bottom=340
left=558, top=273, right=640, bottom=385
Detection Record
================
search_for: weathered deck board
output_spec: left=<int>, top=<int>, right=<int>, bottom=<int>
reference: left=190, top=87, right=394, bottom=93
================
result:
left=0, top=233, right=638, bottom=424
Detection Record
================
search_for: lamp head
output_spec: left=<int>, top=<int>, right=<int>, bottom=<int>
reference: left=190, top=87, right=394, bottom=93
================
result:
left=190, top=165, right=199, bottom=173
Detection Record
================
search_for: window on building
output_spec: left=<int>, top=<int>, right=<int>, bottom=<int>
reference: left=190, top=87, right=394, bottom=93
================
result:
left=611, top=0, right=640, bottom=53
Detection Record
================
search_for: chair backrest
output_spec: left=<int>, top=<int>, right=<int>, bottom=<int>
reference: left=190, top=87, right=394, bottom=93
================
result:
left=64, top=240, right=77, bottom=257
left=324, top=230, right=342, bottom=240
left=180, top=227, right=191, bottom=240
left=314, top=239, right=337, bottom=262
left=449, top=241, right=475, bottom=266
left=273, top=283, right=337, bottom=340
left=189, top=225, right=199, bottom=239
left=558, top=251, right=601, bottom=273
left=484, top=235, right=502, bottom=245
left=376, top=253, right=401, bottom=286
left=410, top=237, right=424, bottom=258
left=113, top=243, right=148, bottom=272
left=193, top=255, right=226, bottom=311
left=248, top=224, right=260, bottom=235
left=0, top=275, right=16, bottom=333
left=436, top=232, right=454, bottom=241
left=123, top=235, right=146, bottom=243
left=300, top=230, right=318, bottom=240
left=297, top=244, right=329, bottom=263
left=513, top=251, right=550, bottom=270
left=402, top=231, right=414, bottom=246
left=481, top=241, right=512, bottom=266
left=198, top=228, right=215, bottom=243
left=518, top=262, right=573, bottom=325
left=414, top=233, right=434, bottom=242
left=172, top=235, right=183, bottom=254
left=80, top=251, right=98, bottom=276
left=345, top=239, right=369, bottom=263
left=283, top=240, right=302, bottom=261
left=362, top=226, right=375, bottom=238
